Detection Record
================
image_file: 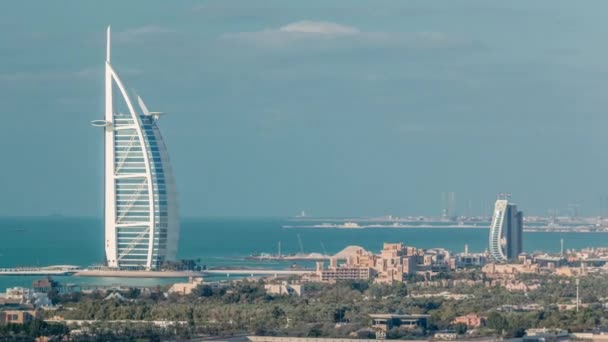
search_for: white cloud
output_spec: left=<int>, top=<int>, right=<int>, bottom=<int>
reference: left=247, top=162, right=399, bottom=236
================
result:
left=113, top=26, right=175, bottom=43
left=222, top=21, right=473, bottom=50
left=278, top=21, right=359, bottom=35
left=222, top=20, right=362, bottom=46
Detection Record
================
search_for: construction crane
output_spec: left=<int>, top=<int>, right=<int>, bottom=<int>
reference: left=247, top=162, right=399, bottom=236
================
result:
left=297, top=234, right=304, bottom=254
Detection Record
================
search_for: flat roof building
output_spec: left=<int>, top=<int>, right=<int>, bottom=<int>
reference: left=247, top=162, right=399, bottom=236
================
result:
left=305, top=261, right=372, bottom=283
left=264, top=282, right=303, bottom=296
left=370, top=313, right=430, bottom=332
left=0, top=310, right=40, bottom=324
left=452, top=313, right=486, bottom=328
left=168, top=277, right=204, bottom=296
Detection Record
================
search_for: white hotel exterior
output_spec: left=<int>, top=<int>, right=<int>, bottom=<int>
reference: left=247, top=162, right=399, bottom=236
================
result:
left=92, top=27, right=179, bottom=270
left=488, top=199, right=523, bottom=263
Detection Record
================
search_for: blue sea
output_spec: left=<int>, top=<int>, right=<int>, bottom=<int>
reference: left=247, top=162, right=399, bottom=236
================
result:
left=1, top=217, right=607, bottom=289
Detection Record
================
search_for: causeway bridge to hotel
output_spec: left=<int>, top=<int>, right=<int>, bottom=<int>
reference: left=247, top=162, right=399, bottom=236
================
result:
left=0, top=265, right=81, bottom=276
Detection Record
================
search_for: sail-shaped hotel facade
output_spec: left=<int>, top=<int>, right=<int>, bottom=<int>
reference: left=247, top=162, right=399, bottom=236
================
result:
left=92, top=27, right=179, bottom=270
left=488, top=198, right=522, bottom=263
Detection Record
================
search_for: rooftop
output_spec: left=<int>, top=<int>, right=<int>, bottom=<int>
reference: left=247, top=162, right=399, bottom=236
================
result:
left=369, top=314, right=430, bottom=319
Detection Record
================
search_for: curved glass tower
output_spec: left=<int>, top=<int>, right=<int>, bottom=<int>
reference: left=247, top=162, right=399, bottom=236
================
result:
left=488, top=199, right=523, bottom=263
left=93, top=27, right=179, bottom=270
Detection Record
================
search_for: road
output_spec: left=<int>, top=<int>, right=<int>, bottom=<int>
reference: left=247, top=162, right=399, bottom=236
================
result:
left=203, top=269, right=313, bottom=277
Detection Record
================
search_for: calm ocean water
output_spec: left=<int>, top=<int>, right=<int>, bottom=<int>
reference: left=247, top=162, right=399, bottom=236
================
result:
left=1, top=217, right=607, bottom=289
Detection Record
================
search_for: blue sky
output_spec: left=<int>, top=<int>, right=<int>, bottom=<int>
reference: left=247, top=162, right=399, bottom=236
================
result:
left=1, top=1, right=608, bottom=217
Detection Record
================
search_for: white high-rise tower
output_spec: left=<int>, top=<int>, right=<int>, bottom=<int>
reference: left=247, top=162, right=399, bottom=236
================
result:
left=488, top=197, right=523, bottom=263
left=92, top=27, right=180, bottom=270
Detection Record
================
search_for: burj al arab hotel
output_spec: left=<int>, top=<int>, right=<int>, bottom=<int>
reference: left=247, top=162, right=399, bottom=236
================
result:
left=92, top=27, right=180, bottom=270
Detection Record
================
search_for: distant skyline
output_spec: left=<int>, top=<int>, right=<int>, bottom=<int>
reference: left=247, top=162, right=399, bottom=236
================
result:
left=2, top=1, right=608, bottom=217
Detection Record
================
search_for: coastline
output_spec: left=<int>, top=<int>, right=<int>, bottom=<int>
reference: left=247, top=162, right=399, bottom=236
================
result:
left=283, top=225, right=486, bottom=229
left=74, top=270, right=203, bottom=278
left=282, top=225, right=606, bottom=233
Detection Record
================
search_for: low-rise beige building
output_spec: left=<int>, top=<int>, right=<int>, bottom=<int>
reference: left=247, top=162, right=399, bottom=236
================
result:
left=554, top=265, right=587, bottom=277
left=505, top=281, right=540, bottom=292
left=482, top=263, right=539, bottom=277
left=0, top=309, right=40, bottom=324
left=452, top=313, right=486, bottom=328
left=264, top=282, right=303, bottom=296
left=168, top=277, right=204, bottom=295
left=306, top=242, right=453, bottom=284
left=373, top=243, right=417, bottom=284
left=321, top=261, right=371, bottom=282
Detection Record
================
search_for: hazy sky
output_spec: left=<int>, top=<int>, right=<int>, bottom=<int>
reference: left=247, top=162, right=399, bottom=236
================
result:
left=2, top=1, right=608, bottom=217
